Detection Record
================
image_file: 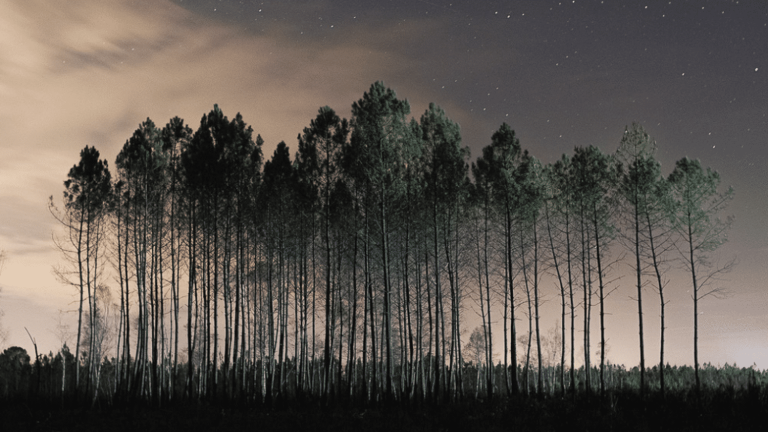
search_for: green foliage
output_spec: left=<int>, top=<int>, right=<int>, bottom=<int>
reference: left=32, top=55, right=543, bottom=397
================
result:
left=420, top=102, right=467, bottom=207
left=347, top=81, right=417, bottom=196
left=116, top=119, right=167, bottom=194
left=572, top=145, right=618, bottom=215
left=484, top=122, right=522, bottom=207
left=64, top=146, right=112, bottom=216
left=668, top=157, right=734, bottom=260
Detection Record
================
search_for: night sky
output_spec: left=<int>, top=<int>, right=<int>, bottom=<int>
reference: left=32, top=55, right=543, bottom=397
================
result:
left=0, top=0, right=766, bottom=369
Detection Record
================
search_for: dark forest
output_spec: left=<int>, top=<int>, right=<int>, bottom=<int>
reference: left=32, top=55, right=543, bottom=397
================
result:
left=1, top=82, right=759, bottom=431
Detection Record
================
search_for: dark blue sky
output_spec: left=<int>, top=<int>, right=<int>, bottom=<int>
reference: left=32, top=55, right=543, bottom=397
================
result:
left=175, top=0, right=766, bottom=160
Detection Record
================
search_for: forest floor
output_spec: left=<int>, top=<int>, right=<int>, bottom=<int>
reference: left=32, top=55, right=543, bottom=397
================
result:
left=1, top=390, right=765, bottom=432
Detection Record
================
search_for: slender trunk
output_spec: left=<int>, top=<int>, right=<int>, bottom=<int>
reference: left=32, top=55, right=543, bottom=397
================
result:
left=646, top=210, right=666, bottom=397
left=415, top=230, right=424, bottom=401
left=475, top=212, right=488, bottom=398
left=212, top=204, right=220, bottom=397
left=634, top=192, right=646, bottom=398
left=506, top=204, right=518, bottom=395
left=424, top=228, right=433, bottom=399
left=503, top=259, right=509, bottom=395
left=75, top=210, right=85, bottom=397
left=362, top=209, right=370, bottom=401
left=482, top=194, right=494, bottom=399
left=566, top=212, right=576, bottom=396
left=348, top=217, right=359, bottom=399
left=381, top=189, right=393, bottom=398
left=443, top=212, right=459, bottom=400
left=324, top=187, right=332, bottom=398
left=687, top=211, right=701, bottom=394
left=580, top=207, right=591, bottom=397
left=186, top=202, right=196, bottom=398
left=533, top=219, right=543, bottom=394
left=593, top=205, right=606, bottom=397
left=403, top=217, right=414, bottom=400
left=367, top=210, right=378, bottom=401
left=433, top=199, right=443, bottom=400
left=454, top=198, right=464, bottom=400
left=520, top=226, right=532, bottom=395
left=545, top=200, right=567, bottom=396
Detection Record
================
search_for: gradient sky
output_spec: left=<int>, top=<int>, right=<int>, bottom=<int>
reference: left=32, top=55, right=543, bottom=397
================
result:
left=0, top=0, right=766, bottom=369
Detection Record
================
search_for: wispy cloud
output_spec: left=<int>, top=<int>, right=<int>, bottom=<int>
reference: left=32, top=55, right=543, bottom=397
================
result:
left=0, top=0, right=452, bottom=304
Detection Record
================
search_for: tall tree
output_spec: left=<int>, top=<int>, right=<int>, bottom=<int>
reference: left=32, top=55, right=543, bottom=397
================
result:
left=421, top=103, right=467, bottom=401
left=347, top=81, right=416, bottom=399
left=668, top=157, right=734, bottom=395
left=572, top=145, right=616, bottom=397
left=616, top=123, right=657, bottom=397
left=480, top=123, right=523, bottom=395
left=160, top=117, right=193, bottom=400
left=543, top=156, right=578, bottom=396
left=214, top=109, right=259, bottom=397
left=471, top=155, right=496, bottom=399
left=636, top=157, right=675, bottom=397
left=116, top=119, right=170, bottom=400
left=515, top=153, right=546, bottom=393
left=51, top=145, right=112, bottom=398
left=616, top=125, right=676, bottom=397
left=297, top=106, right=349, bottom=399
left=260, top=141, right=296, bottom=400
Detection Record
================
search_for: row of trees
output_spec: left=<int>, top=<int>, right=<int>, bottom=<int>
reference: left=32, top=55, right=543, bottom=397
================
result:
left=1, top=342, right=762, bottom=403
left=47, top=82, right=733, bottom=405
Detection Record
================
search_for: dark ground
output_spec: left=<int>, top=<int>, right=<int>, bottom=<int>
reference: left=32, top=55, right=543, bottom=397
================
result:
left=1, top=390, right=765, bottom=432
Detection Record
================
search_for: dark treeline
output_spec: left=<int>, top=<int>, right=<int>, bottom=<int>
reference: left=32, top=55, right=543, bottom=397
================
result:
left=31, top=81, right=735, bottom=406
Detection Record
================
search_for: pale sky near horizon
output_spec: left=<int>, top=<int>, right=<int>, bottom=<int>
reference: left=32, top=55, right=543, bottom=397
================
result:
left=0, top=0, right=766, bottom=369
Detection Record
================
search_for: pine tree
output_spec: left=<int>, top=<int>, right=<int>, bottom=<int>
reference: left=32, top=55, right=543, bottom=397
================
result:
left=480, top=123, right=523, bottom=395
left=668, top=157, right=734, bottom=395
left=51, top=145, right=112, bottom=399
left=297, top=106, right=349, bottom=399
left=420, top=103, right=467, bottom=401
left=572, top=145, right=616, bottom=397
left=347, top=82, right=416, bottom=399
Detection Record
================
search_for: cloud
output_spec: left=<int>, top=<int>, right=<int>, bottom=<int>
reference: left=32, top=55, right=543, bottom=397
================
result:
left=0, top=0, right=454, bottom=305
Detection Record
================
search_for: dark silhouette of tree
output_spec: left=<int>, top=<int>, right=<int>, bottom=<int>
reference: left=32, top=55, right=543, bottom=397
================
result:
left=294, top=130, right=321, bottom=398
left=297, top=106, right=349, bottom=400
left=159, top=116, right=193, bottom=401
left=543, top=156, right=578, bottom=397
left=480, top=123, right=523, bottom=396
left=260, top=141, right=296, bottom=401
left=420, top=102, right=468, bottom=401
left=668, top=157, right=734, bottom=395
left=571, top=145, right=617, bottom=397
left=394, top=118, right=424, bottom=402
left=515, top=153, right=546, bottom=394
left=471, top=152, right=496, bottom=399
left=116, top=119, right=168, bottom=401
left=616, top=124, right=675, bottom=397
left=347, top=81, right=416, bottom=399
left=616, top=123, right=656, bottom=398
left=0, top=346, right=31, bottom=398
left=50, top=145, right=112, bottom=399
left=214, top=108, right=259, bottom=398
left=178, top=105, right=260, bottom=400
